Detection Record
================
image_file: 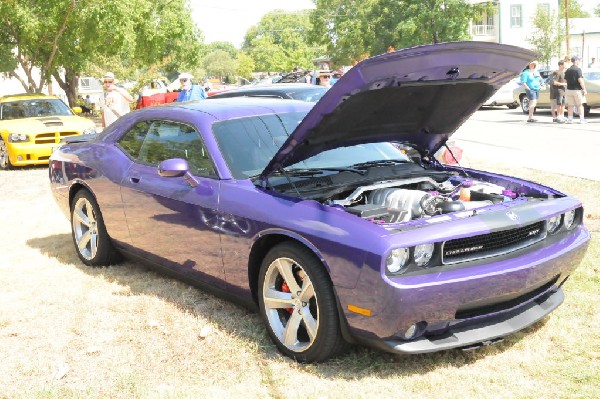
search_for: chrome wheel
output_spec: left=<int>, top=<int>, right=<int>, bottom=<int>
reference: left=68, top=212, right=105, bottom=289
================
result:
left=72, top=196, right=98, bottom=261
left=70, top=190, right=120, bottom=266
left=262, top=257, right=318, bottom=352
left=258, top=242, right=347, bottom=362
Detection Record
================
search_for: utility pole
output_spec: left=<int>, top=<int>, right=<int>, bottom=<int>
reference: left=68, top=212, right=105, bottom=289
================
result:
left=565, top=0, right=570, bottom=56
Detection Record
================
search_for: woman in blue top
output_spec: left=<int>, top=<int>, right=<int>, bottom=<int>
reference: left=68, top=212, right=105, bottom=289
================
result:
left=520, top=61, right=543, bottom=122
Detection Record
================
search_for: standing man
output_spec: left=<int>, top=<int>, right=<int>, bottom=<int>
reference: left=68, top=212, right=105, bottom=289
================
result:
left=519, top=61, right=542, bottom=123
left=564, top=55, right=587, bottom=124
left=176, top=72, right=206, bottom=102
left=550, top=60, right=567, bottom=123
left=100, top=72, right=133, bottom=129
left=588, top=57, right=597, bottom=68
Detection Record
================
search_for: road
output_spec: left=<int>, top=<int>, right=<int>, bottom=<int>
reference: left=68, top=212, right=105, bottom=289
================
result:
left=452, top=106, right=600, bottom=181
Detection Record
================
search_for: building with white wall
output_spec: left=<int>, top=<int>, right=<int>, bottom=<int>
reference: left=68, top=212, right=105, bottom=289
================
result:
left=469, top=1, right=600, bottom=69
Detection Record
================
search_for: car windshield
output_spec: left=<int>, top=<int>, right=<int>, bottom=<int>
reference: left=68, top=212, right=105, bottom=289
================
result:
left=288, top=88, right=327, bottom=102
left=0, top=98, right=73, bottom=120
left=212, top=111, right=410, bottom=179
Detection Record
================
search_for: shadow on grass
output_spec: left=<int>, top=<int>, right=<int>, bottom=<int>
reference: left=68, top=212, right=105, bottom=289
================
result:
left=28, top=233, right=545, bottom=380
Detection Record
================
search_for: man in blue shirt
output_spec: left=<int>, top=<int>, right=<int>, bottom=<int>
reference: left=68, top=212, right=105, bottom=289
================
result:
left=519, top=61, right=543, bottom=122
left=176, top=72, right=206, bottom=102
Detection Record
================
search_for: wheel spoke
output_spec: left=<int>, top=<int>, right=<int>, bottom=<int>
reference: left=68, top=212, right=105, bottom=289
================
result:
left=275, top=259, right=301, bottom=294
left=78, top=230, right=92, bottom=250
left=74, top=205, right=91, bottom=227
left=283, top=309, right=302, bottom=347
left=299, top=279, right=314, bottom=303
left=263, top=288, right=294, bottom=309
left=301, top=307, right=318, bottom=342
left=89, top=231, right=98, bottom=257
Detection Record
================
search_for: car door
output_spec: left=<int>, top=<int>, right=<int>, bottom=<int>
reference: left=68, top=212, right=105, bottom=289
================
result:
left=117, top=119, right=226, bottom=287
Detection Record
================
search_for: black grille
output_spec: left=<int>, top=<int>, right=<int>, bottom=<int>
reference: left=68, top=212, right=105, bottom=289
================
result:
left=442, top=221, right=546, bottom=264
left=455, top=275, right=559, bottom=320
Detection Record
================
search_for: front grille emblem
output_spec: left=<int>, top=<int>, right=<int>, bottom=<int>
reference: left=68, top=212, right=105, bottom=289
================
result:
left=506, top=211, right=519, bottom=221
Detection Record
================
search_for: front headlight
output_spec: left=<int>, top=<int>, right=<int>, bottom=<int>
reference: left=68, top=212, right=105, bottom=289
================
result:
left=82, top=127, right=97, bottom=135
left=386, top=248, right=409, bottom=274
left=564, top=210, right=577, bottom=230
left=547, top=215, right=561, bottom=234
left=414, top=243, right=435, bottom=267
left=8, top=133, right=29, bottom=143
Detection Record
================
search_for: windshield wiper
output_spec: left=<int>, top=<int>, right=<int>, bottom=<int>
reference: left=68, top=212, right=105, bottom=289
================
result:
left=352, top=160, right=408, bottom=168
left=272, top=167, right=366, bottom=177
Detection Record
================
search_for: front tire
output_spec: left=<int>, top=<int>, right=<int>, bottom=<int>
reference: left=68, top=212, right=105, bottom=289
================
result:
left=71, top=189, right=120, bottom=266
left=520, top=95, right=530, bottom=114
left=0, top=139, right=13, bottom=170
left=258, top=242, right=347, bottom=363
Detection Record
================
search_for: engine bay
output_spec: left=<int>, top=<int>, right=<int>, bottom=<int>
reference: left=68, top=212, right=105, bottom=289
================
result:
left=267, top=161, right=561, bottom=225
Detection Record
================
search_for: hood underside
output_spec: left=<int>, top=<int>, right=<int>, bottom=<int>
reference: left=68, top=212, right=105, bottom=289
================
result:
left=261, top=42, right=537, bottom=178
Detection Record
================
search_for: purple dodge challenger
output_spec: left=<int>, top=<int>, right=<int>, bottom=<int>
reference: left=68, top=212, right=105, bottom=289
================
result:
left=49, top=42, right=589, bottom=362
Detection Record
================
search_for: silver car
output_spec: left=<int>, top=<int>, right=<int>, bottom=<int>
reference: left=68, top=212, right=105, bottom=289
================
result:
left=513, top=69, right=600, bottom=116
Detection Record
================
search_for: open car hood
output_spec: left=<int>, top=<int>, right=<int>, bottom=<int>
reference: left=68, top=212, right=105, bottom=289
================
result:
left=261, top=42, right=536, bottom=178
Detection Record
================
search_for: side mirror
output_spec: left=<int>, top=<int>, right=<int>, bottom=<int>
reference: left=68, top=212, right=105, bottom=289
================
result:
left=72, top=106, right=83, bottom=114
left=158, top=158, right=199, bottom=187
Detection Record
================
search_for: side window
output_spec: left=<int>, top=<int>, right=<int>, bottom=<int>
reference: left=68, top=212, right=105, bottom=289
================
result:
left=117, top=120, right=151, bottom=159
left=134, top=120, right=216, bottom=177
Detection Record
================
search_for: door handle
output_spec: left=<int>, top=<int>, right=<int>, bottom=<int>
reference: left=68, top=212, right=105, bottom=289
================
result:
left=130, top=176, right=140, bottom=184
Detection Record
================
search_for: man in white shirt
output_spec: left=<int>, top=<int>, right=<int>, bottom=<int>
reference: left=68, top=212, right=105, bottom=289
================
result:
left=100, top=72, right=133, bottom=128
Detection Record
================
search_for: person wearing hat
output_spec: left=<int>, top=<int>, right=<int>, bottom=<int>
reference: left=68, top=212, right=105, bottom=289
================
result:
left=317, top=71, right=332, bottom=88
left=519, top=61, right=543, bottom=123
left=175, top=72, right=206, bottom=102
left=100, top=72, right=133, bottom=129
left=564, top=55, right=587, bottom=124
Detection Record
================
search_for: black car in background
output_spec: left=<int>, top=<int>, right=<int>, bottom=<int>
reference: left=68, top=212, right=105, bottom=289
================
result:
left=208, top=83, right=327, bottom=102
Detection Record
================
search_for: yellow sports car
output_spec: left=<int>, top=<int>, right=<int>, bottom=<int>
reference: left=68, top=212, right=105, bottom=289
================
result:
left=0, top=94, right=97, bottom=169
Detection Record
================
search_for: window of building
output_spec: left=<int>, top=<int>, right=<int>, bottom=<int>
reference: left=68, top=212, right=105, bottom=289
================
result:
left=510, top=5, right=522, bottom=28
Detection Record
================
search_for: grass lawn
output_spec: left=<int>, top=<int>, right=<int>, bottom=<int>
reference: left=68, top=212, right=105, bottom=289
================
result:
left=0, top=159, right=598, bottom=399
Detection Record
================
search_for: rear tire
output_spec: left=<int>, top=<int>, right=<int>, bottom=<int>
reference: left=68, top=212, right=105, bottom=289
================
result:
left=258, top=242, right=347, bottom=362
left=71, top=189, right=121, bottom=266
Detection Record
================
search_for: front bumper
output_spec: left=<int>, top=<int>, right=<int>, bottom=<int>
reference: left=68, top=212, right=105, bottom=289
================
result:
left=6, top=141, right=58, bottom=166
left=337, top=224, right=589, bottom=352
left=379, top=286, right=563, bottom=354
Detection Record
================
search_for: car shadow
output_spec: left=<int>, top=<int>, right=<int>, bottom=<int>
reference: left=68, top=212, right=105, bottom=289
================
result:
left=27, top=233, right=542, bottom=378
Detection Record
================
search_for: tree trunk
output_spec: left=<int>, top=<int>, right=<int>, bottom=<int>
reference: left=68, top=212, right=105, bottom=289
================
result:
left=52, top=68, right=80, bottom=107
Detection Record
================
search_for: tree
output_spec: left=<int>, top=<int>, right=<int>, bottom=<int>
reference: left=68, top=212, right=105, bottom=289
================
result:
left=559, top=0, right=591, bottom=18
left=310, top=0, right=492, bottom=66
left=528, top=7, right=563, bottom=68
left=236, top=52, right=256, bottom=80
left=242, top=10, right=325, bottom=73
left=595, top=4, right=600, bottom=17
left=0, top=0, right=202, bottom=106
left=203, top=50, right=238, bottom=82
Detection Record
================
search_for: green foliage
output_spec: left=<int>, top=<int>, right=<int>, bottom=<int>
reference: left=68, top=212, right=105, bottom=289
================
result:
left=596, top=4, right=600, bottom=17
left=242, top=10, right=325, bottom=72
left=205, top=42, right=239, bottom=60
left=529, top=7, right=563, bottom=68
left=203, top=50, right=238, bottom=80
left=236, top=52, right=256, bottom=80
left=559, top=0, right=591, bottom=18
left=0, top=0, right=202, bottom=105
left=309, top=0, right=491, bottom=65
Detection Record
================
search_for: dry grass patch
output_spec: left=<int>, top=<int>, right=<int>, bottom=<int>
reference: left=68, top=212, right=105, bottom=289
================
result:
left=0, top=165, right=598, bottom=399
